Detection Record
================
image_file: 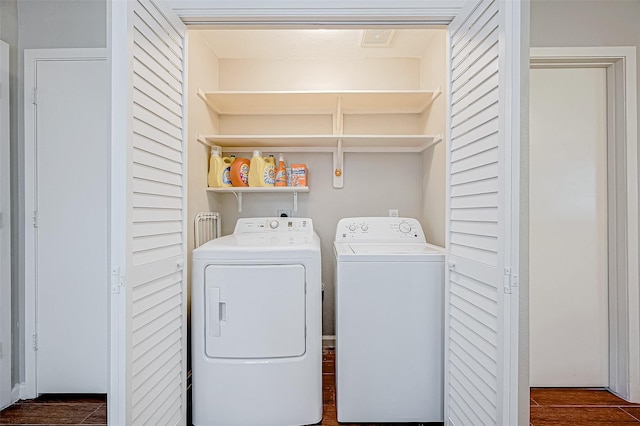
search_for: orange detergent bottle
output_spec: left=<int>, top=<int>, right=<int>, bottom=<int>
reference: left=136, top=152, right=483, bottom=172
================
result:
left=275, top=154, right=288, bottom=186
left=230, top=157, right=250, bottom=187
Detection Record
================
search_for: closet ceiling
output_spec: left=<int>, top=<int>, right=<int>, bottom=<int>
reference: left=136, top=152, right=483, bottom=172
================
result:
left=199, top=29, right=440, bottom=59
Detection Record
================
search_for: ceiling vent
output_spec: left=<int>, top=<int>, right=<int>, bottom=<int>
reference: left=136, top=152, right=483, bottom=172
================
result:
left=360, top=29, right=395, bottom=48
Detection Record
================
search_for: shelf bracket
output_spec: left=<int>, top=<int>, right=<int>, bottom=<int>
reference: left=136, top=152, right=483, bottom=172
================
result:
left=232, top=191, right=243, bottom=212
left=225, top=189, right=304, bottom=212
left=419, top=86, right=443, bottom=114
left=333, top=138, right=344, bottom=189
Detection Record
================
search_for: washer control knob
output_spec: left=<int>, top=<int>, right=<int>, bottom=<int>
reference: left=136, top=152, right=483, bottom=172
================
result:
left=348, top=224, right=357, bottom=232
left=269, top=220, right=280, bottom=229
left=361, top=223, right=369, bottom=232
left=398, top=222, right=411, bottom=233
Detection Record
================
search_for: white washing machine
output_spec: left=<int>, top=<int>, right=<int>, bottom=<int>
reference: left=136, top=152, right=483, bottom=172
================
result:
left=333, top=217, right=445, bottom=423
left=191, top=217, right=322, bottom=426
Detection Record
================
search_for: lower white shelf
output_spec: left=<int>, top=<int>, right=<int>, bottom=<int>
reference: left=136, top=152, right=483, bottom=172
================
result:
left=207, top=186, right=310, bottom=193
left=197, top=134, right=443, bottom=189
left=207, top=186, right=310, bottom=212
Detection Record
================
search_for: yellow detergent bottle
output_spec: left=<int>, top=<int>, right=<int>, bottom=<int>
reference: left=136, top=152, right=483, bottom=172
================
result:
left=248, top=150, right=276, bottom=187
left=266, top=155, right=276, bottom=186
left=221, top=154, right=234, bottom=187
left=207, top=147, right=224, bottom=187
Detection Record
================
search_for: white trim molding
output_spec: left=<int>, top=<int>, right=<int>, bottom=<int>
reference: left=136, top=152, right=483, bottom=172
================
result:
left=167, top=0, right=465, bottom=25
left=530, top=46, right=639, bottom=403
left=0, top=40, right=13, bottom=411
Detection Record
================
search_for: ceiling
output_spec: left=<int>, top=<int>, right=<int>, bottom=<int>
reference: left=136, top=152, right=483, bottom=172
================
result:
left=197, top=29, right=441, bottom=59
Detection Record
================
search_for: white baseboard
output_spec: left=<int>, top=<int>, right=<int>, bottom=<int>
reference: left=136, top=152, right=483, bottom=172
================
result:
left=4, top=383, right=23, bottom=408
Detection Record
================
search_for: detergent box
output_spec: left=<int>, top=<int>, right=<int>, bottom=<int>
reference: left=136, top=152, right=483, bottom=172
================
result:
left=290, top=164, right=308, bottom=187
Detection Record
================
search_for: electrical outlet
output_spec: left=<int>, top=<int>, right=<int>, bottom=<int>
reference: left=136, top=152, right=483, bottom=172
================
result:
left=389, top=209, right=399, bottom=217
left=277, top=209, right=292, bottom=218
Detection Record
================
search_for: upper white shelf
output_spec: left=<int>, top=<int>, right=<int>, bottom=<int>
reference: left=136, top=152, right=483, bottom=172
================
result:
left=197, top=89, right=441, bottom=115
left=196, top=134, right=443, bottom=153
left=196, top=88, right=444, bottom=189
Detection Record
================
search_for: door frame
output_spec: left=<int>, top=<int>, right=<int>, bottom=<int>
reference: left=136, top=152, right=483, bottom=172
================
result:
left=0, top=40, right=12, bottom=410
left=530, top=46, right=639, bottom=402
left=23, top=48, right=109, bottom=399
left=110, top=1, right=526, bottom=423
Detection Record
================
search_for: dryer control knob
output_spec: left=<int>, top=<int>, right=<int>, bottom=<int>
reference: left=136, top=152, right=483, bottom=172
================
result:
left=348, top=224, right=357, bottom=232
left=361, top=224, right=369, bottom=232
left=269, top=220, right=280, bottom=229
left=398, top=222, right=411, bottom=233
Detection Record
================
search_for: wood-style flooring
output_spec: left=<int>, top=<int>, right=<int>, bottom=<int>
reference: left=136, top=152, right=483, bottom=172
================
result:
left=530, top=387, right=640, bottom=425
left=3, top=349, right=640, bottom=425
left=0, top=394, right=106, bottom=425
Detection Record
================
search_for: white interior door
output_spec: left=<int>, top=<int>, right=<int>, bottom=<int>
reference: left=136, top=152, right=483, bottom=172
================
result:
left=445, top=0, right=523, bottom=424
left=529, top=67, right=608, bottom=387
left=0, top=40, right=12, bottom=408
left=110, top=0, right=187, bottom=423
left=24, top=49, right=108, bottom=394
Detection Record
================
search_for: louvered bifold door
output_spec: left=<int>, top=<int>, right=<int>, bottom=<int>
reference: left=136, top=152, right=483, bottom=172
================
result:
left=445, top=0, right=522, bottom=424
left=111, top=0, right=187, bottom=424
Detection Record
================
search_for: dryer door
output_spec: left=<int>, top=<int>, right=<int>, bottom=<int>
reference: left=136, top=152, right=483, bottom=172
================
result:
left=204, top=264, right=306, bottom=358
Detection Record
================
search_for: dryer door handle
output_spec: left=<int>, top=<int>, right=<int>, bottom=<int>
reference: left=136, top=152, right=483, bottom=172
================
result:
left=206, top=286, right=221, bottom=337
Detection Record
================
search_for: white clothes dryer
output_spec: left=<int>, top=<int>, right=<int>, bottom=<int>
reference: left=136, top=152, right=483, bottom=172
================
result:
left=192, top=217, right=322, bottom=426
left=333, top=217, right=445, bottom=423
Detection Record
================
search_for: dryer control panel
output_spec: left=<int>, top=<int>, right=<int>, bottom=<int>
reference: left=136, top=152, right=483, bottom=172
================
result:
left=234, top=217, right=314, bottom=235
left=335, top=217, right=426, bottom=243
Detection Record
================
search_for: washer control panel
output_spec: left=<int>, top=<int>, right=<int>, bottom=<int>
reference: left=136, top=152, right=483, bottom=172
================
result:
left=234, top=217, right=313, bottom=234
left=335, top=217, right=426, bottom=242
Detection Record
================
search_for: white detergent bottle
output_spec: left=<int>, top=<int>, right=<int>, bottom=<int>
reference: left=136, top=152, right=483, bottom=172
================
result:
left=208, top=147, right=224, bottom=187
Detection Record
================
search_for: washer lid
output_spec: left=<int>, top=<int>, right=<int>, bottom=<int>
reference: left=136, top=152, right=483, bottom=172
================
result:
left=334, top=242, right=444, bottom=262
left=349, top=243, right=442, bottom=254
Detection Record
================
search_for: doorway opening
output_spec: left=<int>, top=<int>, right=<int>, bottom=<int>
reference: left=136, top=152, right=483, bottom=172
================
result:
left=530, top=46, right=639, bottom=402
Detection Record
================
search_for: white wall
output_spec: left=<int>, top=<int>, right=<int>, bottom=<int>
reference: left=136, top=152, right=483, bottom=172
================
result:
left=0, top=0, right=18, bottom=390
left=18, top=1, right=106, bottom=49
left=187, top=31, right=221, bottom=341
left=11, top=0, right=107, bottom=387
left=420, top=31, right=447, bottom=247
left=219, top=57, right=421, bottom=91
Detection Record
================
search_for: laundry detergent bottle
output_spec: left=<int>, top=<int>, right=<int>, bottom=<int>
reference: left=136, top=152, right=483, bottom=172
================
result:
left=220, top=155, right=234, bottom=187
left=248, top=150, right=275, bottom=187
left=207, top=147, right=224, bottom=187
left=230, top=157, right=250, bottom=187
left=275, top=153, right=288, bottom=187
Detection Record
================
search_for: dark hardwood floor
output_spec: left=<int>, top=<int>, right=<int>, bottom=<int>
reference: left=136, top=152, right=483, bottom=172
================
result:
left=530, top=387, right=640, bottom=425
left=2, top=349, right=639, bottom=425
left=0, top=394, right=106, bottom=425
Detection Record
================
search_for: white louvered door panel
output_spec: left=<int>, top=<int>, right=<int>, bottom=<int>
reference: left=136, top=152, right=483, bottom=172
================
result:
left=111, top=0, right=187, bottom=424
left=445, top=0, right=522, bottom=424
